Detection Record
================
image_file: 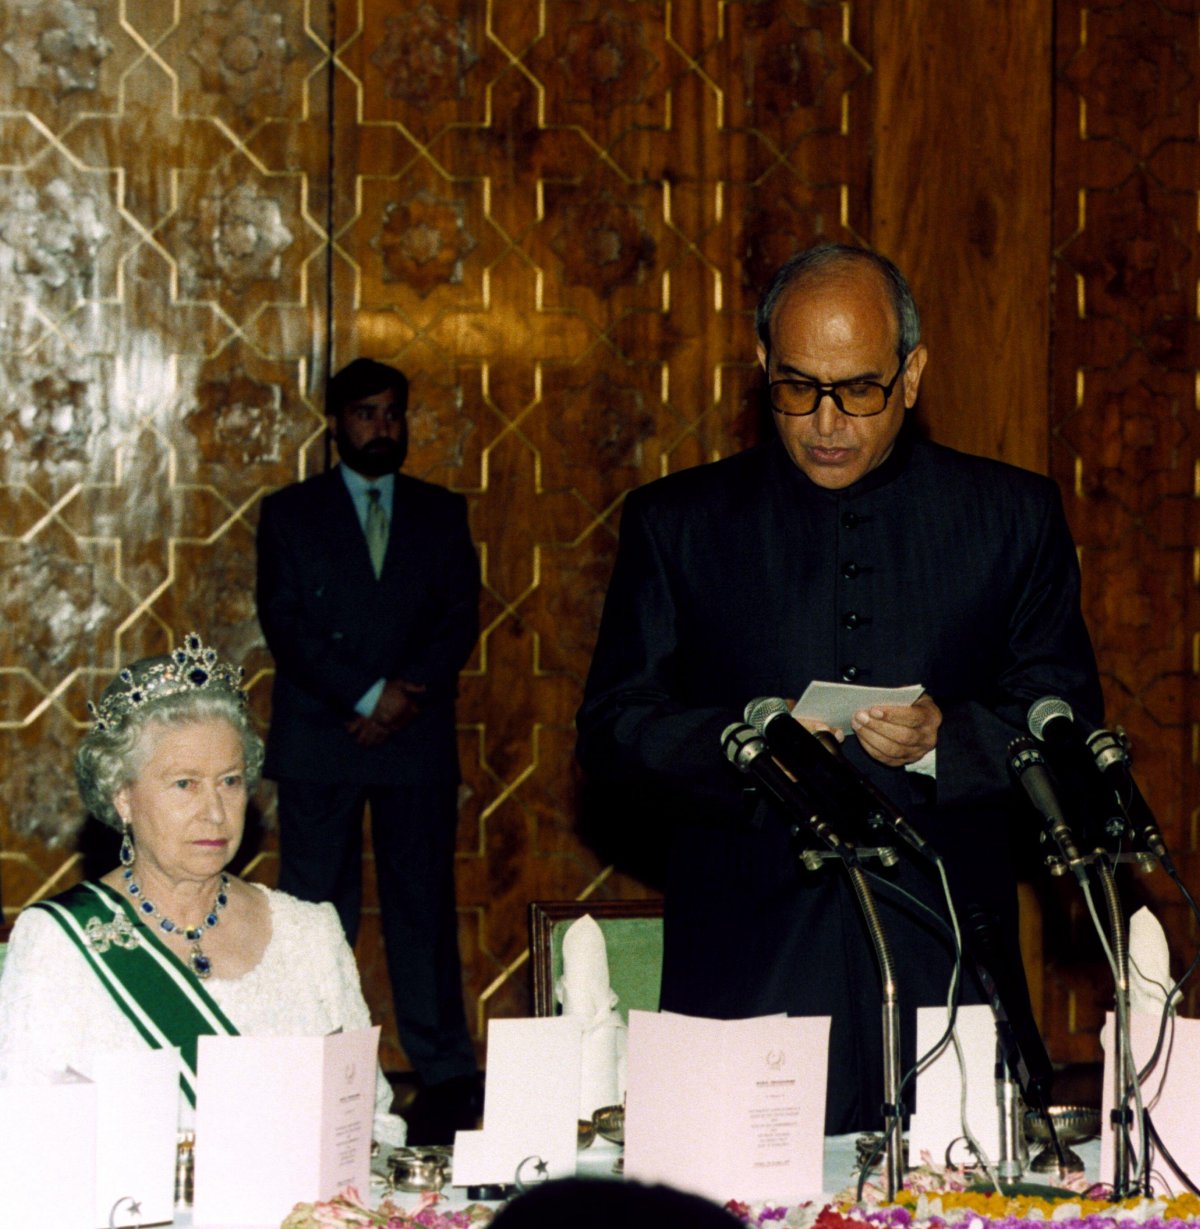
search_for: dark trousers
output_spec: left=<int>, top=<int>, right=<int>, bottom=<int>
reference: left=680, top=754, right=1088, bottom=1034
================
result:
left=276, top=777, right=476, bottom=1086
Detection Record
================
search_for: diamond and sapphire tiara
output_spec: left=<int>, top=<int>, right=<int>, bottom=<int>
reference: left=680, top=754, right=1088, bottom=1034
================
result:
left=87, top=632, right=246, bottom=732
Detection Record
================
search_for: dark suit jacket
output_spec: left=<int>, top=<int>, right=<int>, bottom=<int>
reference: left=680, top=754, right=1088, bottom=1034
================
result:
left=576, top=427, right=1102, bottom=1130
left=256, top=467, right=480, bottom=786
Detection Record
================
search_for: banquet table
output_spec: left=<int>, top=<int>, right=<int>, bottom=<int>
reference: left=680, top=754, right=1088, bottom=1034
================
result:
left=170, top=1134, right=1106, bottom=1229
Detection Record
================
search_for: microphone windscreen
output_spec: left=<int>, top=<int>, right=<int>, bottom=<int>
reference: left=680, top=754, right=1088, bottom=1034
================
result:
left=1027, top=695, right=1073, bottom=739
left=721, top=722, right=761, bottom=768
left=744, top=695, right=789, bottom=731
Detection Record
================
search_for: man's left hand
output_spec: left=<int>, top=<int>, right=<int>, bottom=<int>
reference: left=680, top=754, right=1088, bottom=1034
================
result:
left=346, top=714, right=392, bottom=747
left=372, top=677, right=426, bottom=731
left=851, top=693, right=941, bottom=767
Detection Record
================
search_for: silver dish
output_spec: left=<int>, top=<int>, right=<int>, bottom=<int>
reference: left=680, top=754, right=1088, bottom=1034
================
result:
left=1024, top=1105, right=1100, bottom=1174
left=592, top=1104, right=625, bottom=1145
left=388, top=1147, right=452, bottom=1193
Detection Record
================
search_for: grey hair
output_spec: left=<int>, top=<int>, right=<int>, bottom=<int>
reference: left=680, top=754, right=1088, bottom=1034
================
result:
left=755, top=242, right=921, bottom=362
left=76, top=687, right=264, bottom=830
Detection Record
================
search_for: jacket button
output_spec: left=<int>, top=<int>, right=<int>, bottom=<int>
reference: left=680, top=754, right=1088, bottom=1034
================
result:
left=842, top=561, right=859, bottom=579
left=843, top=612, right=861, bottom=630
left=842, top=665, right=859, bottom=681
left=842, top=511, right=859, bottom=529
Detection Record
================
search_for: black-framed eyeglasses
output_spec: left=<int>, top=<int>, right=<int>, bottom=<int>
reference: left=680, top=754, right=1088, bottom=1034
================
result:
left=767, top=353, right=910, bottom=418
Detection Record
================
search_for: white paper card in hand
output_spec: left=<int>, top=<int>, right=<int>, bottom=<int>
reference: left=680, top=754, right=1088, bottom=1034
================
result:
left=794, top=681, right=924, bottom=734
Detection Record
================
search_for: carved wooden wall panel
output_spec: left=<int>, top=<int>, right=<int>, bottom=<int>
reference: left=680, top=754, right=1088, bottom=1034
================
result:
left=871, top=0, right=1053, bottom=473
left=334, top=0, right=878, bottom=1053
left=1044, top=0, right=1200, bottom=1064
left=0, top=0, right=332, bottom=1012
left=2, top=0, right=1196, bottom=1075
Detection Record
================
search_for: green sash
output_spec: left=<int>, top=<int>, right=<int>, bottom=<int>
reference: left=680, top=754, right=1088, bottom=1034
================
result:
left=31, top=880, right=239, bottom=1105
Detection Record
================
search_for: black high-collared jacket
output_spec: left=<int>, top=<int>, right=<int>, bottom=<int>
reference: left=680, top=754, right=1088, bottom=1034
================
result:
left=577, top=426, right=1102, bottom=1132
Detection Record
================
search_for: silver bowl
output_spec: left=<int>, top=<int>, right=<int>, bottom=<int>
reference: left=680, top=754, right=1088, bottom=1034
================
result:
left=388, top=1147, right=452, bottom=1193
left=592, top=1104, right=625, bottom=1145
left=1024, top=1105, right=1100, bottom=1174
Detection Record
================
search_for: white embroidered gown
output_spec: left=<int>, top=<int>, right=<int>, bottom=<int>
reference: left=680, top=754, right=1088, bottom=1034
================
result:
left=0, top=883, right=406, bottom=1145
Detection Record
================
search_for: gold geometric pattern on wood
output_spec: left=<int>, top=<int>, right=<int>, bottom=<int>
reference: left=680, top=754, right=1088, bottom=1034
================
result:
left=5, top=1, right=1195, bottom=1076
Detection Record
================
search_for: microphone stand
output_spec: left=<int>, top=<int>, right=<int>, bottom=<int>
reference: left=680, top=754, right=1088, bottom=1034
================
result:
left=843, top=860, right=905, bottom=1200
left=783, top=830, right=903, bottom=1197
left=1011, top=730, right=1142, bottom=1195
left=995, top=1055, right=1024, bottom=1184
left=1093, top=856, right=1134, bottom=1197
left=726, top=720, right=907, bottom=1196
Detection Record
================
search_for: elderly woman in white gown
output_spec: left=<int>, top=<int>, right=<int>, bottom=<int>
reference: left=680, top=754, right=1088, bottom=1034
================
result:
left=0, top=632, right=405, bottom=1145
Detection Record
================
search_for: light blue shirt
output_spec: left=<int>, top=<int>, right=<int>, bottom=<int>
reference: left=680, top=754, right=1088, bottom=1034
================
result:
left=339, top=465, right=395, bottom=717
left=339, top=464, right=395, bottom=531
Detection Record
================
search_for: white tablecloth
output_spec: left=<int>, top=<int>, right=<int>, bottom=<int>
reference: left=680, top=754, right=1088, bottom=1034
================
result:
left=174, top=1135, right=1105, bottom=1228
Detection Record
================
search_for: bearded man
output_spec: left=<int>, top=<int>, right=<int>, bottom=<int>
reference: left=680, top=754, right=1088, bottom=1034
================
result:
left=256, top=358, right=480, bottom=1141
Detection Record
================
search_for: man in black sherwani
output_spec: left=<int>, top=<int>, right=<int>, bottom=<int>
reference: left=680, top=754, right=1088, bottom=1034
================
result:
left=256, top=359, right=480, bottom=1142
left=576, top=243, right=1102, bottom=1133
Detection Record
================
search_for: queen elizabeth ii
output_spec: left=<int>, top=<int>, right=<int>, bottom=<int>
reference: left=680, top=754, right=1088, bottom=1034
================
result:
left=0, top=633, right=406, bottom=1144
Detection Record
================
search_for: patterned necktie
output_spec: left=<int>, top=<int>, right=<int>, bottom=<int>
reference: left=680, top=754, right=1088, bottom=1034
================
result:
left=365, top=487, right=388, bottom=578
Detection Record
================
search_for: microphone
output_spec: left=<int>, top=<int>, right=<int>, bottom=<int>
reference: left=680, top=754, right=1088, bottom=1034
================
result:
left=1086, top=728, right=1177, bottom=875
left=721, top=722, right=853, bottom=862
left=1008, top=736, right=1087, bottom=883
left=744, top=697, right=857, bottom=812
left=961, top=902, right=1054, bottom=1108
left=1028, top=696, right=1126, bottom=844
left=745, top=697, right=936, bottom=861
left=1027, top=695, right=1088, bottom=751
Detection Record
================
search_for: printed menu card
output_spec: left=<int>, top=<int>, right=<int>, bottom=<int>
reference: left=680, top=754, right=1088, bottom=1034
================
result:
left=0, top=1077, right=96, bottom=1229
left=93, top=1048, right=179, bottom=1227
left=193, top=1026, right=380, bottom=1227
left=1100, top=1011, right=1200, bottom=1183
left=452, top=1015, right=582, bottom=1186
left=908, top=1003, right=999, bottom=1164
left=625, top=1010, right=829, bottom=1204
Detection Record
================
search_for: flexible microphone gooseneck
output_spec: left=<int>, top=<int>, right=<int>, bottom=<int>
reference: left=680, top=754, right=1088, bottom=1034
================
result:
left=721, top=722, right=854, bottom=862
left=1086, top=728, right=1177, bottom=876
left=1028, top=696, right=1126, bottom=845
left=744, top=696, right=936, bottom=860
left=1008, top=735, right=1087, bottom=884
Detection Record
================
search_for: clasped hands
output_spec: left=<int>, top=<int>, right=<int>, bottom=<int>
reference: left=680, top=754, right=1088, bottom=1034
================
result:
left=793, top=693, right=941, bottom=768
left=345, top=677, right=426, bottom=747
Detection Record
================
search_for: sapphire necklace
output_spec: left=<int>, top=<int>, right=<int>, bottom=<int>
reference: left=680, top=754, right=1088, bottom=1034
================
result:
left=122, top=869, right=230, bottom=980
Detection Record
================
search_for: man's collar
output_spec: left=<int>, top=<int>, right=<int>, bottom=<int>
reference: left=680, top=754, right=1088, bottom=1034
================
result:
left=769, top=417, right=918, bottom=501
left=339, top=464, right=396, bottom=497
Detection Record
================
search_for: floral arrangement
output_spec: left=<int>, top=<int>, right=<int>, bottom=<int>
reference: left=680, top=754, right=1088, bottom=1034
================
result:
left=280, top=1175, right=1200, bottom=1229
left=281, top=1189, right=493, bottom=1229
left=725, top=1170, right=1200, bottom=1229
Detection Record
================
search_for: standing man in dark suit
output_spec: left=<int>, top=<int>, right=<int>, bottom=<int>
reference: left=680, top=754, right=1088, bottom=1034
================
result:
left=256, top=358, right=480, bottom=1142
left=576, top=243, right=1103, bottom=1132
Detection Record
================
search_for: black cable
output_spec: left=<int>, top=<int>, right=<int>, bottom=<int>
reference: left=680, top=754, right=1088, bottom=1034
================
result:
left=1122, top=865, right=1200, bottom=1196
left=861, top=868, right=956, bottom=940
left=1146, top=1112, right=1200, bottom=1197
left=1137, top=870, right=1200, bottom=1087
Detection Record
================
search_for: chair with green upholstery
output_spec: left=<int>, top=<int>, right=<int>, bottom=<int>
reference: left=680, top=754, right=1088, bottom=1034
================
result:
left=528, top=899, right=664, bottom=1021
